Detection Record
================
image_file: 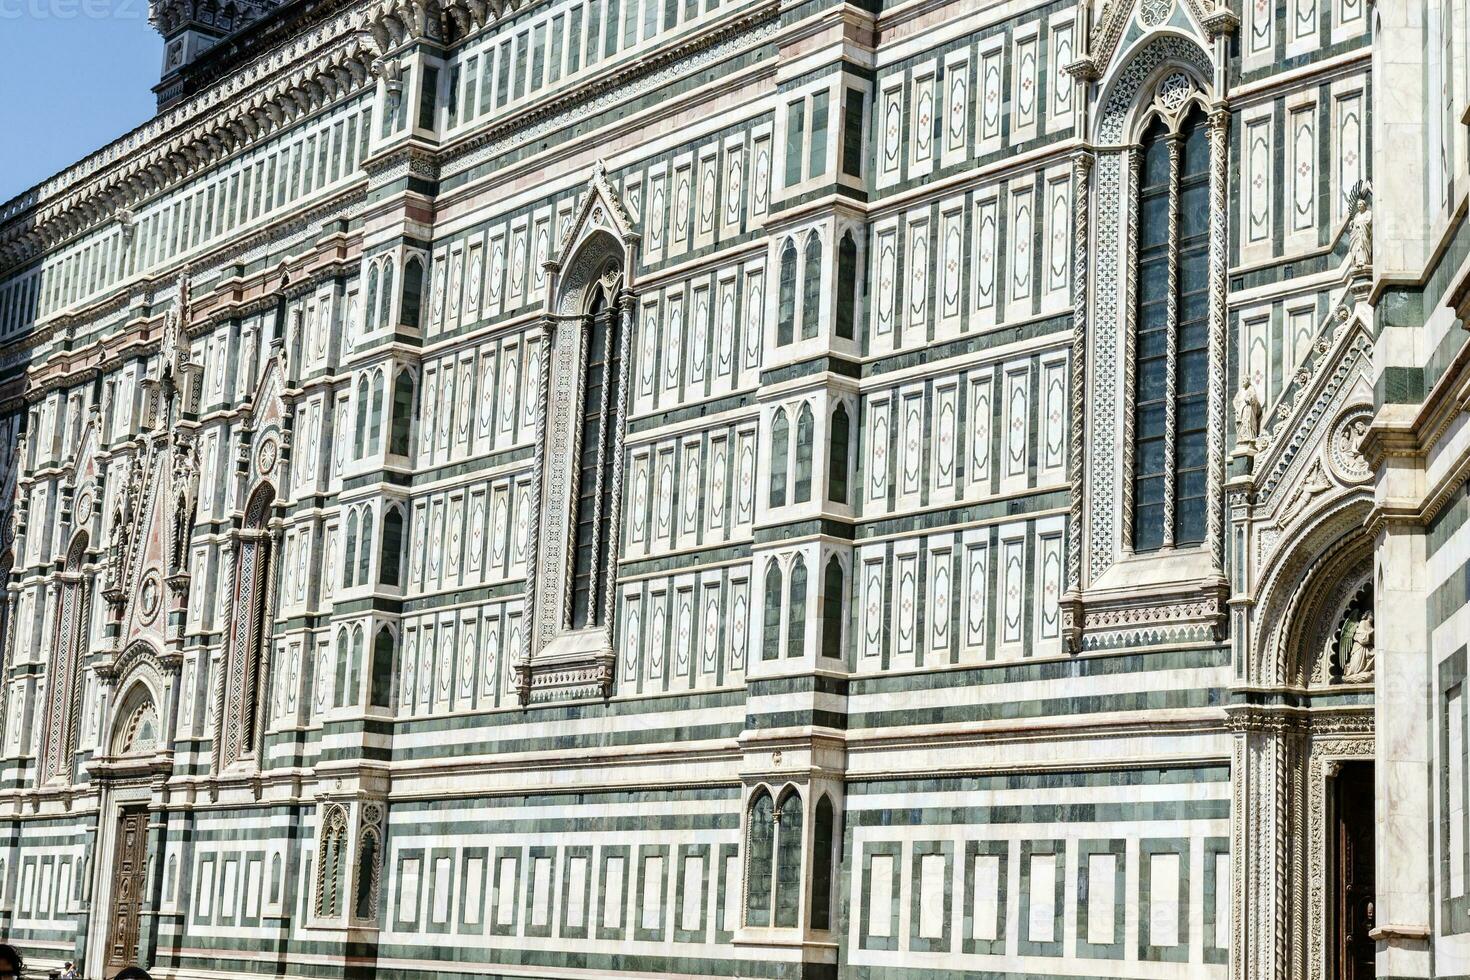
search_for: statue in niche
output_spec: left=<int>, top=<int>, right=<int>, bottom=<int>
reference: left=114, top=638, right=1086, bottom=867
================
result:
left=170, top=438, right=199, bottom=572
left=1349, top=194, right=1373, bottom=272
left=1233, top=377, right=1262, bottom=453
left=1341, top=608, right=1375, bottom=682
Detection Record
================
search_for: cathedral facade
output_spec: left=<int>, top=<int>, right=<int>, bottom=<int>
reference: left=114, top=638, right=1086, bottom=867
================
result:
left=0, top=0, right=1458, bottom=976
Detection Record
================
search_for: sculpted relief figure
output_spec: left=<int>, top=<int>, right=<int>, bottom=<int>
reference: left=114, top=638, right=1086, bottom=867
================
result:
left=1233, top=377, right=1261, bottom=452
left=1349, top=195, right=1373, bottom=272
left=1341, top=609, right=1375, bottom=682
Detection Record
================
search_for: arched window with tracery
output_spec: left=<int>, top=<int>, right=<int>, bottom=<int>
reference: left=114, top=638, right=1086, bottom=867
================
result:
left=744, top=784, right=807, bottom=929
left=217, top=482, right=277, bottom=770
left=567, top=286, right=626, bottom=631
left=744, top=789, right=775, bottom=927
left=39, top=532, right=88, bottom=783
left=315, top=804, right=348, bottom=918
left=773, top=786, right=804, bottom=927
left=1131, top=81, right=1211, bottom=552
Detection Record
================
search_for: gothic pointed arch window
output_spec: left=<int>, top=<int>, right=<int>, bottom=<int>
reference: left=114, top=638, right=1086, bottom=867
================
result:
left=821, top=556, right=844, bottom=660
left=389, top=369, right=415, bottom=457
left=401, top=256, right=425, bottom=330
left=379, top=505, right=404, bottom=587
left=787, top=555, right=807, bottom=658
left=794, top=403, right=814, bottom=503
left=762, top=559, right=783, bottom=662
left=343, top=510, right=358, bottom=589
left=777, top=240, right=798, bottom=346
left=368, top=370, right=385, bottom=456
left=522, top=174, right=641, bottom=702
left=40, top=532, right=88, bottom=783
left=217, top=482, right=277, bottom=770
left=836, top=231, right=858, bottom=340
left=357, top=507, right=374, bottom=586
left=315, top=804, right=348, bottom=918
left=364, top=265, right=379, bottom=333
left=567, top=284, right=625, bottom=631
left=1130, top=75, right=1211, bottom=552
left=354, top=376, right=369, bottom=459
left=1078, top=42, right=1228, bottom=601
left=769, top=408, right=789, bottom=508
left=800, top=233, right=822, bottom=340
left=379, top=259, right=395, bottom=330
left=828, top=403, right=850, bottom=504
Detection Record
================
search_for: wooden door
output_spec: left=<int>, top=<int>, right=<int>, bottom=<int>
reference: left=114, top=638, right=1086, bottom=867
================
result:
left=1334, top=761, right=1376, bottom=980
left=105, top=807, right=150, bottom=976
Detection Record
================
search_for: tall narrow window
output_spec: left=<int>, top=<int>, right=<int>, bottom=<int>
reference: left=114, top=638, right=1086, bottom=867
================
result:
left=219, top=485, right=276, bottom=769
left=358, top=508, right=374, bottom=586
left=821, top=556, right=844, bottom=660
left=370, top=628, right=395, bottom=708
left=773, top=787, right=804, bottom=927
left=777, top=241, right=797, bottom=346
left=401, top=257, right=424, bottom=329
left=745, top=790, right=775, bottom=927
left=316, top=805, right=348, bottom=917
left=787, top=556, right=807, bottom=659
left=810, top=794, right=835, bottom=930
left=568, top=290, right=625, bottom=630
left=794, top=404, right=814, bottom=503
left=800, top=233, right=822, bottom=340
left=364, top=265, right=379, bottom=333
left=1131, top=101, right=1210, bottom=551
left=347, top=625, right=364, bottom=709
left=368, top=370, right=385, bottom=456
left=390, top=370, right=414, bottom=457
left=828, top=404, right=850, bottom=504
left=769, top=408, right=789, bottom=508
left=379, top=506, right=404, bottom=587
left=836, top=231, right=858, bottom=340
left=343, top=510, right=358, bottom=589
left=39, top=533, right=87, bottom=784
left=785, top=100, right=806, bottom=187
left=354, top=376, right=369, bottom=459
left=334, top=630, right=350, bottom=709
left=763, top=560, right=783, bottom=662
left=379, top=261, right=395, bottom=330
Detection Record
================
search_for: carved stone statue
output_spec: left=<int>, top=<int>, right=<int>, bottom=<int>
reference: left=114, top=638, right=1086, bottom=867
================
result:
left=171, top=439, right=199, bottom=571
left=1341, top=609, right=1375, bottom=682
left=1349, top=196, right=1373, bottom=272
left=1233, top=377, right=1262, bottom=452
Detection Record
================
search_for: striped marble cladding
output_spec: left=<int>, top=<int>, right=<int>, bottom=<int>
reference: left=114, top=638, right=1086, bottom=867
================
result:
left=843, top=766, right=1230, bottom=976
left=0, top=819, right=87, bottom=946
left=1431, top=477, right=1470, bottom=939
left=371, top=793, right=773, bottom=978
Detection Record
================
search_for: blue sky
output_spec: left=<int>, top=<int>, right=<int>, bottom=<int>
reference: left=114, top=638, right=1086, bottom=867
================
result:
left=0, top=1, right=161, bottom=202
